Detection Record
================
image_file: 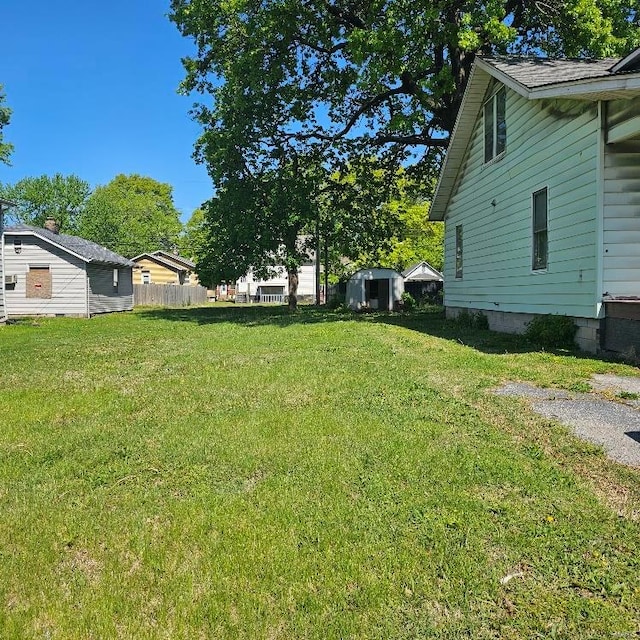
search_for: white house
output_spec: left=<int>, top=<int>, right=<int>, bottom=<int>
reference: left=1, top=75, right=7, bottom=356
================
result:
left=3, top=220, right=135, bottom=317
left=431, top=47, right=640, bottom=354
left=236, top=263, right=316, bottom=303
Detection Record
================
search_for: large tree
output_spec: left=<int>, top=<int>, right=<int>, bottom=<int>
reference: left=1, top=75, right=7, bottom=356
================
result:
left=170, top=0, right=638, bottom=177
left=0, top=85, right=12, bottom=166
left=0, top=174, right=90, bottom=233
left=170, top=0, right=637, bottom=307
left=78, top=174, right=183, bottom=258
left=195, top=153, right=323, bottom=310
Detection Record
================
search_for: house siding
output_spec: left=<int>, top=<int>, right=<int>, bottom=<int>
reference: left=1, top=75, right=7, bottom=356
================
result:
left=602, top=139, right=640, bottom=297
left=0, top=213, right=4, bottom=320
left=3, top=234, right=88, bottom=316
left=88, top=264, right=134, bottom=314
left=444, top=85, right=600, bottom=318
left=132, top=257, right=181, bottom=285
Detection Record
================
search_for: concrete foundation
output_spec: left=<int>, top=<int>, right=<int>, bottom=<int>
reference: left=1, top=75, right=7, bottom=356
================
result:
left=445, top=307, right=600, bottom=354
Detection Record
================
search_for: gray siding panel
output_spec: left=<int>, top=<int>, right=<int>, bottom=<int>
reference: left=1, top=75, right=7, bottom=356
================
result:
left=444, top=88, right=600, bottom=318
left=3, top=234, right=88, bottom=316
left=602, top=140, right=640, bottom=297
left=88, top=264, right=133, bottom=314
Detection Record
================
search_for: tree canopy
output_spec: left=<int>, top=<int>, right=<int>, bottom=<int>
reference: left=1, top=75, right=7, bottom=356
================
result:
left=78, top=174, right=183, bottom=258
left=170, top=0, right=638, bottom=306
left=170, top=0, right=638, bottom=181
left=0, top=174, right=90, bottom=233
left=0, top=85, right=12, bottom=166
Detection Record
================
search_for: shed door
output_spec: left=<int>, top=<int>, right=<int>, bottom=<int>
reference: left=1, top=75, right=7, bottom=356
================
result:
left=378, top=278, right=390, bottom=311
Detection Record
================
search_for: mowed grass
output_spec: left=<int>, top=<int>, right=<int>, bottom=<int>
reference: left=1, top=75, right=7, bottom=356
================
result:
left=1, top=305, right=639, bottom=639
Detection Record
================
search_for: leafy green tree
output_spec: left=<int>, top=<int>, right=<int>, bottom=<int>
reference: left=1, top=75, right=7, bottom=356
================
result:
left=196, top=154, right=323, bottom=310
left=170, top=0, right=638, bottom=179
left=78, top=174, right=183, bottom=257
left=179, top=208, right=208, bottom=262
left=0, top=174, right=90, bottom=232
left=170, top=0, right=637, bottom=300
left=0, top=85, right=12, bottom=166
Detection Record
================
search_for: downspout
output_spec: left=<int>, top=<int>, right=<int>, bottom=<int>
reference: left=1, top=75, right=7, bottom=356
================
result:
left=595, top=101, right=605, bottom=320
left=85, top=261, right=90, bottom=318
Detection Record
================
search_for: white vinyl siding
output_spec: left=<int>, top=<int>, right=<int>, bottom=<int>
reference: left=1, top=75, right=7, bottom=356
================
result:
left=88, top=264, right=133, bottom=314
left=602, top=140, right=640, bottom=297
left=445, top=85, right=600, bottom=318
left=3, top=235, right=89, bottom=317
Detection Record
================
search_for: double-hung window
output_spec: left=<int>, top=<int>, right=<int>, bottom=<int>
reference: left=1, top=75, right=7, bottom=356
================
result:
left=532, top=188, right=548, bottom=271
left=484, top=86, right=506, bottom=163
left=455, top=225, right=463, bottom=279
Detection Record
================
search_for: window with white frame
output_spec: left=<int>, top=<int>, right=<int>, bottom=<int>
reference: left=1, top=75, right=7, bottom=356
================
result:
left=455, top=225, right=463, bottom=279
left=113, top=268, right=119, bottom=290
left=141, top=270, right=151, bottom=284
left=484, top=86, right=506, bottom=163
left=532, top=188, right=548, bottom=271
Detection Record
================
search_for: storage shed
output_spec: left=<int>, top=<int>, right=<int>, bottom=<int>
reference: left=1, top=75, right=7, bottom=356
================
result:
left=402, top=261, right=443, bottom=302
left=346, top=268, right=404, bottom=311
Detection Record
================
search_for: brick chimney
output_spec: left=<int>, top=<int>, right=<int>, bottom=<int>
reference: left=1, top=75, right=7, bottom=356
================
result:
left=44, top=217, right=59, bottom=234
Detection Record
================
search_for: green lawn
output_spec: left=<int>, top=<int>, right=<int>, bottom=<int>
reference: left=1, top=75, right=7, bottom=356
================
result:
left=1, top=305, right=639, bottom=639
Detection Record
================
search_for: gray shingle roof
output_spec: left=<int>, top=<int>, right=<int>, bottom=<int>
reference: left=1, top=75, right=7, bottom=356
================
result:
left=5, top=224, right=135, bottom=267
left=481, top=56, right=620, bottom=89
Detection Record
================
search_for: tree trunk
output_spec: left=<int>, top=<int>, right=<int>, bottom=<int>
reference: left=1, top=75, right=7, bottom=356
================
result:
left=288, top=266, right=299, bottom=312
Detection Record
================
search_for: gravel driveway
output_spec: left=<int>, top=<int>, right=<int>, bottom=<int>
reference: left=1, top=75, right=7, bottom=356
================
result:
left=494, top=375, right=640, bottom=468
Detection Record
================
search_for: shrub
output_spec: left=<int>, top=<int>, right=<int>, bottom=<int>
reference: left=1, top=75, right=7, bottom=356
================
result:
left=524, top=314, right=577, bottom=350
left=327, top=294, right=345, bottom=310
left=401, top=292, right=416, bottom=310
left=456, top=309, right=489, bottom=329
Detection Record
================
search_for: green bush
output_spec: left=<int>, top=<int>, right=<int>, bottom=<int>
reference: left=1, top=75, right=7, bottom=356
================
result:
left=401, top=292, right=416, bottom=310
left=524, top=314, right=577, bottom=350
left=456, top=309, right=489, bottom=329
left=327, top=294, right=345, bottom=310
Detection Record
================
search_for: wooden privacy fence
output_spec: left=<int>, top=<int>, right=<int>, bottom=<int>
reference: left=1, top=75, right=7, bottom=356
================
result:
left=134, top=284, right=208, bottom=307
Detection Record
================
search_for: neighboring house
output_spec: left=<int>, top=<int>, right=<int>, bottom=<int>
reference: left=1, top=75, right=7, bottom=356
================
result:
left=236, top=263, right=316, bottom=303
left=131, top=250, right=199, bottom=286
left=431, top=47, right=640, bottom=355
left=402, top=261, right=443, bottom=302
left=0, top=198, right=16, bottom=321
left=3, top=220, right=134, bottom=317
left=346, top=268, right=404, bottom=311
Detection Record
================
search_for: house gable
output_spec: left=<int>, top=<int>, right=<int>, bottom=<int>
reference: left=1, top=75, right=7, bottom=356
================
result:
left=432, top=48, right=640, bottom=221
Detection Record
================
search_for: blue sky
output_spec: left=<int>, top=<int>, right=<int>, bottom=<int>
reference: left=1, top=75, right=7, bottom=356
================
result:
left=0, top=1, right=211, bottom=222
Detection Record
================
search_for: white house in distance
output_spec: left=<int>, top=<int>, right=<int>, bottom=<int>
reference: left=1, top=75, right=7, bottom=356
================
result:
left=431, top=47, right=640, bottom=355
left=3, top=220, right=135, bottom=317
left=236, top=263, right=316, bottom=303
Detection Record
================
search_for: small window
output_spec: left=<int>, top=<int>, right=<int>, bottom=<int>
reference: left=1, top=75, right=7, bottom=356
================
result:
left=14, top=238, right=22, bottom=254
left=26, top=266, right=52, bottom=299
left=455, top=225, right=463, bottom=279
left=113, top=268, right=119, bottom=290
left=484, top=86, right=506, bottom=163
left=141, top=270, right=151, bottom=284
left=532, top=188, right=548, bottom=270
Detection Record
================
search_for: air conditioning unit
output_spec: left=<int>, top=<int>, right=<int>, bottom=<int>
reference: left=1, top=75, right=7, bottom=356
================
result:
left=4, top=274, right=17, bottom=285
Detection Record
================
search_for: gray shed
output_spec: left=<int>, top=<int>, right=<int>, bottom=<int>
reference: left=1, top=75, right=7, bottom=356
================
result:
left=346, top=268, right=404, bottom=311
left=3, top=221, right=135, bottom=317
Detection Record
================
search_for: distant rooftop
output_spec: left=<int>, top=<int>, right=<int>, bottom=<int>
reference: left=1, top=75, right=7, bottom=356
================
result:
left=5, top=224, right=135, bottom=267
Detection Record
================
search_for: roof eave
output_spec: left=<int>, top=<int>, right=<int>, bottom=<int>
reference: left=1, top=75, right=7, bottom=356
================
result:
left=431, top=64, right=492, bottom=220
left=4, top=229, right=90, bottom=263
left=527, top=73, right=640, bottom=99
